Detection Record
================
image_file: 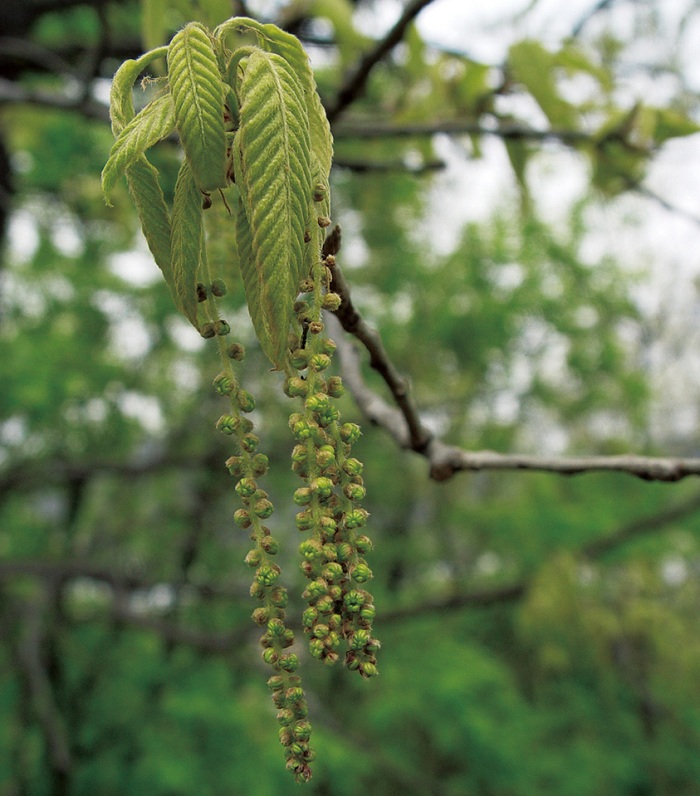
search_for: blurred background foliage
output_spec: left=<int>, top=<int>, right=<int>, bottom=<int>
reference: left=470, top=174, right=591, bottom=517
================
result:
left=2, top=0, right=700, bottom=793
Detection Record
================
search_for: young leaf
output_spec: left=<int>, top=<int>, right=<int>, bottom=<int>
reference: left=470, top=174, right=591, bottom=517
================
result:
left=125, top=156, right=173, bottom=296
left=109, top=47, right=169, bottom=134
left=171, top=158, right=204, bottom=329
left=235, top=49, right=313, bottom=367
left=102, top=93, right=175, bottom=205
left=216, top=17, right=333, bottom=181
left=168, top=22, right=227, bottom=192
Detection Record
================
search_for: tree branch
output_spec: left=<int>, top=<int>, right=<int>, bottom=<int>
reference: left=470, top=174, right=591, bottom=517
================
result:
left=333, top=118, right=594, bottom=144
left=382, top=488, right=700, bottom=623
left=326, top=0, right=440, bottom=123
left=16, top=598, right=72, bottom=784
left=328, top=254, right=700, bottom=483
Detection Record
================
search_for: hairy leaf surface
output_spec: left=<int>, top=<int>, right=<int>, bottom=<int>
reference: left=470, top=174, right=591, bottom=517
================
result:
left=102, top=93, right=175, bottom=204
left=126, top=157, right=173, bottom=294
left=236, top=49, right=312, bottom=367
left=168, top=23, right=227, bottom=191
left=171, top=159, right=203, bottom=329
left=109, top=48, right=169, bottom=135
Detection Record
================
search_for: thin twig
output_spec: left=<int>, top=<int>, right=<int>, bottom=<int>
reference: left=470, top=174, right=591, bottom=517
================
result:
left=333, top=118, right=594, bottom=144
left=382, top=488, right=700, bottom=622
left=328, top=258, right=700, bottom=483
left=326, top=0, right=440, bottom=123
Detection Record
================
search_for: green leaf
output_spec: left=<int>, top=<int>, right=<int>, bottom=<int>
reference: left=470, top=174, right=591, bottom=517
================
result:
left=509, top=40, right=577, bottom=128
left=124, top=157, right=173, bottom=296
left=235, top=49, right=313, bottom=367
left=652, top=108, right=700, bottom=143
left=171, top=158, right=203, bottom=329
left=168, top=22, right=227, bottom=192
left=102, top=92, right=175, bottom=205
left=109, top=47, right=169, bottom=135
left=216, top=17, right=333, bottom=182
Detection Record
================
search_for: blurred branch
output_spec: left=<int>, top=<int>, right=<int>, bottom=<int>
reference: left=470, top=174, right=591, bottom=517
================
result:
left=328, top=252, right=700, bottom=483
left=383, top=488, right=700, bottom=622
left=571, top=0, right=620, bottom=38
left=326, top=0, right=440, bottom=123
left=583, top=488, right=700, bottom=558
left=16, top=597, right=72, bottom=787
left=0, top=559, right=246, bottom=600
left=333, top=118, right=594, bottom=144
left=334, top=156, right=446, bottom=174
left=111, top=602, right=249, bottom=654
left=0, top=77, right=109, bottom=122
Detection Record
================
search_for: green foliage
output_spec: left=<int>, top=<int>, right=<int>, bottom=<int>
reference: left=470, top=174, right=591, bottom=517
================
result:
left=5, top=1, right=700, bottom=793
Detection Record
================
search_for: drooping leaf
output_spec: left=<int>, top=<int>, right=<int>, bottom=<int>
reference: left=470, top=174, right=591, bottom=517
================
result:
left=168, top=22, right=227, bottom=192
left=234, top=49, right=313, bottom=367
left=125, top=157, right=173, bottom=293
left=102, top=93, right=175, bottom=204
left=109, top=47, right=169, bottom=135
left=216, top=17, right=333, bottom=182
left=106, top=48, right=174, bottom=293
left=171, top=158, right=203, bottom=329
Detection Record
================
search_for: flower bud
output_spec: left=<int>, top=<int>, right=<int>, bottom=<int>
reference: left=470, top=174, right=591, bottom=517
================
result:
left=213, top=371, right=234, bottom=395
left=234, top=509, right=251, bottom=529
left=268, top=674, right=285, bottom=691
left=295, top=510, right=314, bottom=531
left=302, top=607, right=319, bottom=628
left=355, top=534, right=373, bottom=554
left=322, top=562, right=344, bottom=582
left=317, top=216, right=331, bottom=228
left=291, top=488, right=312, bottom=510
left=235, top=477, right=257, bottom=498
left=216, top=414, right=239, bottom=435
left=277, top=708, right=295, bottom=727
left=255, top=564, right=280, bottom=586
left=360, top=661, right=378, bottom=678
left=225, top=456, right=245, bottom=477
left=262, top=647, right=278, bottom=665
left=293, top=720, right=312, bottom=742
left=237, top=390, right=256, bottom=413
left=284, top=377, right=308, bottom=398
left=241, top=433, right=259, bottom=453
left=309, top=321, right=324, bottom=335
left=253, top=498, right=274, bottom=519
left=261, top=536, right=280, bottom=555
left=211, top=278, right=227, bottom=296
left=340, top=423, right=362, bottom=444
left=322, top=292, right=342, bottom=311
left=289, top=349, right=309, bottom=370
left=344, top=483, right=366, bottom=501
left=252, top=607, right=270, bottom=625
left=312, top=183, right=326, bottom=203
left=244, top=549, right=262, bottom=568
left=251, top=453, right=269, bottom=476
left=326, top=376, right=345, bottom=398
left=310, top=477, right=334, bottom=499
left=315, top=595, right=334, bottom=614
left=215, top=319, right=230, bottom=336
left=309, top=638, right=325, bottom=659
left=227, top=342, right=246, bottom=361
left=309, top=354, right=331, bottom=372
left=306, top=579, right=328, bottom=599
left=351, top=562, right=373, bottom=583
left=345, top=509, right=369, bottom=529
left=270, top=586, right=288, bottom=608
left=359, top=603, right=376, bottom=623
